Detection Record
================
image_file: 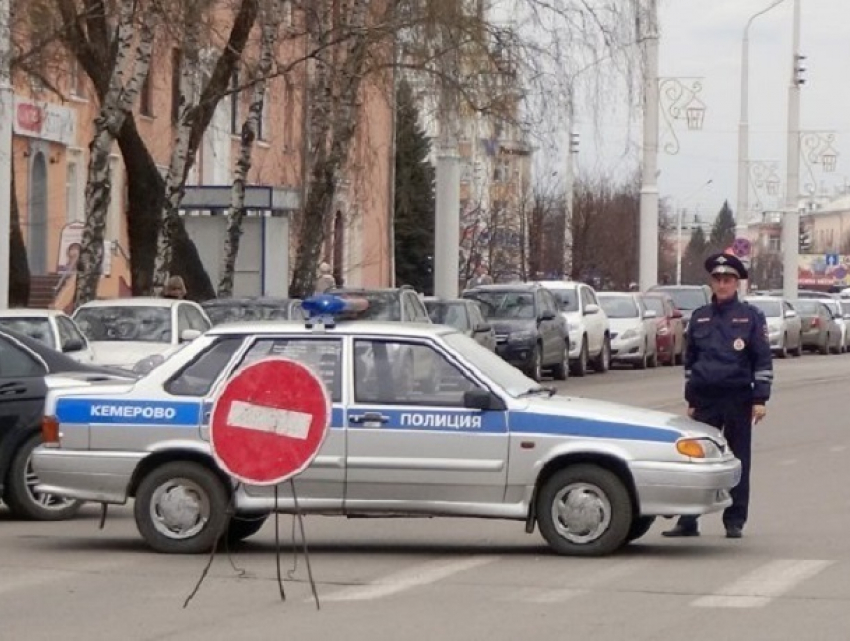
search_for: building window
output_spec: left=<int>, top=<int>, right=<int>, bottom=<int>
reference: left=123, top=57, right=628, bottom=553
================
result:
left=171, top=48, right=182, bottom=123
left=65, top=153, right=84, bottom=223
left=230, top=71, right=241, bottom=134
left=768, top=235, right=781, bottom=252
left=69, top=58, right=86, bottom=98
left=140, top=70, right=153, bottom=117
left=258, top=89, right=270, bottom=141
left=493, top=159, right=510, bottom=183
left=107, top=155, right=123, bottom=241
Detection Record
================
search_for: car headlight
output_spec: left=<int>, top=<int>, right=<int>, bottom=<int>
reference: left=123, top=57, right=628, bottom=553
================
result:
left=620, top=328, right=639, bottom=340
left=676, top=437, right=724, bottom=459
left=509, top=330, right=536, bottom=343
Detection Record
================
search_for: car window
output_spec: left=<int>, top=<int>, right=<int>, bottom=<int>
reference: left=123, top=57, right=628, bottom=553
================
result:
left=238, top=338, right=343, bottom=402
left=165, top=337, right=245, bottom=397
left=427, top=303, right=470, bottom=331
left=643, top=297, right=666, bottom=317
left=0, top=335, right=46, bottom=378
left=56, top=315, right=87, bottom=349
left=746, top=299, right=781, bottom=318
left=75, top=306, right=172, bottom=343
left=464, top=291, right=535, bottom=320
left=354, top=339, right=477, bottom=407
left=550, top=289, right=579, bottom=312
left=581, top=287, right=596, bottom=308
left=468, top=303, right=486, bottom=327
left=598, top=296, right=640, bottom=319
left=540, top=291, right=558, bottom=315
left=184, top=304, right=211, bottom=331
left=0, top=317, right=56, bottom=349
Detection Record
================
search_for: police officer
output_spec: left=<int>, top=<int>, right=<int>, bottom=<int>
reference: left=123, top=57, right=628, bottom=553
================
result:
left=663, top=252, right=773, bottom=540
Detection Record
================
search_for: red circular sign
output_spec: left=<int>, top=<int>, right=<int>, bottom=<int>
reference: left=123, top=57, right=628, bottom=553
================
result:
left=210, top=358, right=331, bottom=485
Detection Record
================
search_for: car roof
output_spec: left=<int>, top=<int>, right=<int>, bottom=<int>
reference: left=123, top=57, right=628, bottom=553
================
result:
left=75, top=297, right=185, bottom=309
left=202, top=297, right=297, bottom=306
left=649, top=285, right=706, bottom=290
left=531, top=280, right=584, bottom=290
left=745, top=295, right=785, bottom=302
left=206, top=320, right=456, bottom=338
left=463, top=283, right=539, bottom=292
left=597, top=291, right=636, bottom=298
left=423, top=297, right=469, bottom=304
left=0, top=308, right=66, bottom=318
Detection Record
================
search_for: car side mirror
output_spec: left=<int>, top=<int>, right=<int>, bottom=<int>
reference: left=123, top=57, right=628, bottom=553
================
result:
left=584, top=303, right=600, bottom=315
left=784, top=310, right=798, bottom=319
left=643, top=310, right=657, bottom=319
left=180, top=329, right=202, bottom=343
left=62, top=338, right=85, bottom=353
left=538, top=310, right=556, bottom=322
left=463, top=388, right=506, bottom=411
left=474, top=323, right=492, bottom=334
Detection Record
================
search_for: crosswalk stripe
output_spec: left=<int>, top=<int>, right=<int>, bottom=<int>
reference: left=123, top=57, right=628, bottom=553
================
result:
left=323, top=556, right=498, bottom=602
left=518, top=559, right=653, bottom=603
left=692, top=559, right=833, bottom=608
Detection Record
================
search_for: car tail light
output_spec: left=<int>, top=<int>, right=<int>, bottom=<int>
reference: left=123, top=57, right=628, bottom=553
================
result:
left=42, top=416, right=60, bottom=444
left=811, top=318, right=820, bottom=328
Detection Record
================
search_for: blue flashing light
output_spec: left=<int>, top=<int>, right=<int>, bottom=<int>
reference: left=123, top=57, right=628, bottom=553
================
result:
left=302, top=294, right=369, bottom=327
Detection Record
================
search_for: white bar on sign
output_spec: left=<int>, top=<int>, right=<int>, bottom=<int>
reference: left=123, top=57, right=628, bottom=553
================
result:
left=226, top=400, right=311, bottom=440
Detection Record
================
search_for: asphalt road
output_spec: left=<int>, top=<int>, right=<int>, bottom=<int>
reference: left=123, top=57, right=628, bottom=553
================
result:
left=2, top=354, right=849, bottom=640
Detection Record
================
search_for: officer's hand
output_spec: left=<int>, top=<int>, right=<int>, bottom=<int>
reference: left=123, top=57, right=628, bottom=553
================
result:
left=687, top=406, right=695, bottom=418
left=752, top=404, right=767, bottom=425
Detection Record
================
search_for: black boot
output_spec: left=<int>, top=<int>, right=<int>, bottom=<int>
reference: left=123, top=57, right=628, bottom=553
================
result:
left=725, top=525, right=743, bottom=539
left=662, top=518, right=699, bottom=537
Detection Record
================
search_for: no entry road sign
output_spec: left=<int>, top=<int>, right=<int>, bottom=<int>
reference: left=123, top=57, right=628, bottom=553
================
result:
left=210, top=358, right=331, bottom=485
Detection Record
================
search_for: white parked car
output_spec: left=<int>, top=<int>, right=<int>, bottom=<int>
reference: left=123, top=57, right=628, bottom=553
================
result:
left=72, top=298, right=212, bottom=370
left=597, top=292, right=658, bottom=369
left=0, top=309, right=95, bottom=364
left=744, top=296, right=803, bottom=358
left=535, top=280, right=611, bottom=376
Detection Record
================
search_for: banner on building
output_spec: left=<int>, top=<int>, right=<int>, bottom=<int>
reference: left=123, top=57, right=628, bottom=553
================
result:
left=798, top=254, right=850, bottom=288
left=57, top=223, right=112, bottom=276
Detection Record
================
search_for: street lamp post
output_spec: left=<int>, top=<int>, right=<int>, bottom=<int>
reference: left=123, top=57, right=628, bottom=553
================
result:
left=0, top=0, right=12, bottom=309
left=639, top=0, right=660, bottom=293
left=782, top=0, right=802, bottom=301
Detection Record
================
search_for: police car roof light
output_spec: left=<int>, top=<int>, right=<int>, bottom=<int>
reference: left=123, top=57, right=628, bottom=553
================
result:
left=302, top=294, right=369, bottom=327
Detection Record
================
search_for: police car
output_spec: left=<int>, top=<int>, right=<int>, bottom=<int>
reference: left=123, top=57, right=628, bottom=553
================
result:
left=33, top=295, right=741, bottom=556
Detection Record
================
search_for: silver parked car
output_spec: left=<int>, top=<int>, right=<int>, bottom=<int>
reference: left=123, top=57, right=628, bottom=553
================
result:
left=792, top=299, right=843, bottom=354
left=34, top=298, right=739, bottom=557
left=597, top=292, right=658, bottom=369
left=744, top=296, right=803, bottom=358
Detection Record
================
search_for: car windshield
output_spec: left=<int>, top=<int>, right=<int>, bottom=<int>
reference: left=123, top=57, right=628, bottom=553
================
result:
left=642, top=297, right=666, bottom=316
left=654, top=288, right=706, bottom=310
left=821, top=300, right=840, bottom=316
left=746, top=299, right=781, bottom=318
left=550, top=289, right=579, bottom=312
left=0, top=317, right=55, bottom=349
left=425, top=302, right=467, bottom=329
left=792, top=300, right=820, bottom=314
left=464, top=291, right=535, bottom=320
left=74, top=306, right=172, bottom=343
left=444, top=332, right=537, bottom=397
left=204, top=301, right=295, bottom=325
left=598, top=296, right=639, bottom=319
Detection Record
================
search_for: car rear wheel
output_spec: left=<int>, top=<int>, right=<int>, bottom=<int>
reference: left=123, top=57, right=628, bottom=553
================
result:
left=777, top=334, right=788, bottom=359
left=591, top=336, right=611, bottom=373
left=552, top=342, right=569, bottom=381
left=4, top=434, right=82, bottom=521
left=536, top=465, right=632, bottom=556
left=570, top=338, right=588, bottom=377
left=134, top=461, right=230, bottom=554
left=820, top=334, right=830, bottom=355
left=791, top=333, right=803, bottom=357
left=634, top=344, right=648, bottom=370
left=526, top=345, right=543, bottom=382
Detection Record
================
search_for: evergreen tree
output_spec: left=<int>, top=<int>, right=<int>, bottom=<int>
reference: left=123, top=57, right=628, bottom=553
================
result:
left=682, top=226, right=708, bottom=284
left=709, top=200, right=736, bottom=254
left=393, top=79, right=435, bottom=294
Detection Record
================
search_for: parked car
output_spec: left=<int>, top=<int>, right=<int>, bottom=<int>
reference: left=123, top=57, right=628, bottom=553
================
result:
left=202, top=297, right=305, bottom=325
left=329, top=287, right=431, bottom=323
left=34, top=296, right=740, bottom=557
left=792, top=299, right=843, bottom=354
left=597, top=292, right=658, bottom=369
left=816, top=298, right=849, bottom=353
left=534, top=280, right=611, bottom=376
left=647, top=285, right=711, bottom=344
left=642, top=292, right=684, bottom=366
left=423, top=298, right=496, bottom=352
left=463, top=283, right=570, bottom=381
left=744, top=296, right=803, bottom=358
left=0, top=309, right=94, bottom=364
left=0, top=327, right=134, bottom=520
left=73, top=298, right=212, bottom=369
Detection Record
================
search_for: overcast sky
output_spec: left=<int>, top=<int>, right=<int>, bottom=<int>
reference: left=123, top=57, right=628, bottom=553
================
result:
left=563, top=0, right=850, bottom=224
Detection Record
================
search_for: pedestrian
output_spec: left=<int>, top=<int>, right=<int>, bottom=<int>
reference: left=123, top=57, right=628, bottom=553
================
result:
left=163, top=275, right=187, bottom=300
left=467, top=264, right=493, bottom=288
left=662, top=252, right=772, bottom=540
left=314, top=262, right=336, bottom=294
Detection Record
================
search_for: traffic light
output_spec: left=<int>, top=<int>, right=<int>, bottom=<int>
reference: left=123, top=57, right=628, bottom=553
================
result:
left=794, top=54, right=807, bottom=86
left=799, top=221, right=812, bottom=251
left=569, top=132, right=579, bottom=154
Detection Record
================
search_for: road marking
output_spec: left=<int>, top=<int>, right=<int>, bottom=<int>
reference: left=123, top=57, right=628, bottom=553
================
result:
left=323, top=556, right=498, bottom=602
left=692, top=559, right=833, bottom=608
left=518, top=559, right=652, bottom=603
left=227, top=400, right=311, bottom=439
left=830, top=445, right=846, bottom=453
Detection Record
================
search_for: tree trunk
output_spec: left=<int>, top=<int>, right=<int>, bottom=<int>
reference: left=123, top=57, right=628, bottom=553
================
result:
left=9, top=166, right=30, bottom=307
left=217, top=0, right=281, bottom=298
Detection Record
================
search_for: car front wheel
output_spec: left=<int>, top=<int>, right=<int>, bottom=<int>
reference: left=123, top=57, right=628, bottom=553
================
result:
left=134, top=461, right=231, bottom=554
left=536, top=465, right=632, bottom=556
left=4, top=434, right=82, bottom=521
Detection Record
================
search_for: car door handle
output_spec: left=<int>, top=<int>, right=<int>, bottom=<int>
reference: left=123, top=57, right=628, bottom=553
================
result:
left=0, top=383, right=26, bottom=396
left=349, top=412, right=389, bottom=426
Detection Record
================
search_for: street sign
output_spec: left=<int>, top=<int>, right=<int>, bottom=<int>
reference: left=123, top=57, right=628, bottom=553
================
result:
left=731, top=237, right=752, bottom=258
left=210, top=358, right=331, bottom=486
left=826, top=253, right=840, bottom=267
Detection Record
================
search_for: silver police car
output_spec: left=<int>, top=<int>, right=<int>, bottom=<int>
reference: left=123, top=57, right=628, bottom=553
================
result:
left=33, top=295, right=740, bottom=556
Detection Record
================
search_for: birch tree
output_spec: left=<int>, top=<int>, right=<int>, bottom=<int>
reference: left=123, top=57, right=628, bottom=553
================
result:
left=74, top=0, right=157, bottom=307
left=217, top=0, right=284, bottom=298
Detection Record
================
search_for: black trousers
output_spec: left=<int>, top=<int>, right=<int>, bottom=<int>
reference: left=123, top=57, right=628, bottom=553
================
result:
left=679, top=393, right=753, bottom=529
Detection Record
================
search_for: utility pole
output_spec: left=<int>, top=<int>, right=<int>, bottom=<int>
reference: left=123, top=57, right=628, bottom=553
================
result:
left=564, top=98, right=577, bottom=280
left=782, top=0, right=802, bottom=301
left=0, top=0, right=12, bottom=309
left=639, top=0, right=660, bottom=292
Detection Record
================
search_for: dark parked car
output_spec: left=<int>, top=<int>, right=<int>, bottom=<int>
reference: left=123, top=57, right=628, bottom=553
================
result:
left=0, top=327, right=134, bottom=520
left=329, top=287, right=431, bottom=323
left=423, top=297, right=497, bottom=351
left=202, top=297, right=305, bottom=325
left=462, top=283, right=569, bottom=381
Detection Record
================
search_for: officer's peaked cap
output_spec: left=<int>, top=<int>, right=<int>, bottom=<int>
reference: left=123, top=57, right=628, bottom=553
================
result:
left=704, top=252, right=747, bottom=280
